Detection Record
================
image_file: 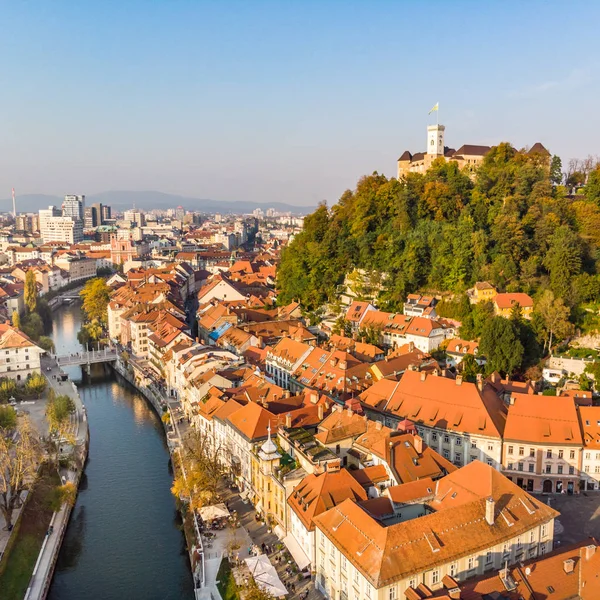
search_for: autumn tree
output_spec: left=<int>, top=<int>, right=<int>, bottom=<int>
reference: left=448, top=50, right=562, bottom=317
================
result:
left=24, top=270, right=38, bottom=313
left=171, top=428, right=225, bottom=510
left=11, top=310, right=21, bottom=330
left=244, top=577, right=275, bottom=600
left=0, top=378, right=18, bottom=402
left=534, top=289, right=573, bottom=353
left=0, top=406, right=17, bottom=430
left=80, top=278, right=111, bottom=325
left=0, top=415, right=41, bottom=529
left=24, top=372, right=47, bottom=398
left=45, top=393, right=76, bottom=466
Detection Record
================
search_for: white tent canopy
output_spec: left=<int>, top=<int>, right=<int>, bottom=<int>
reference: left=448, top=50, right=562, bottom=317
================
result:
left=198, top=503, right=230, bottom=521
left=245, top=555, right=288, bottom=597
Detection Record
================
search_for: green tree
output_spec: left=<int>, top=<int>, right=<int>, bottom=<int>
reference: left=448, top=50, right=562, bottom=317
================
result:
left=460, top=354, right=481, bottom=383
left=80, top=278, right=111, bottom=325
left=479, top=317, right=524, bottom=376
left=11, top=310, right=21, bottom=329
left=46, top=393, right=76, bottom=440
left=0, top=405, right=17, bottom=430
left=37, top=336, right=55, bottom=353
left=21, top=312, right=44, bottom=341
left=24, top=270, right=38, bottom=313
left=550, top=155, right=563, bottom=186
left=543, top=226, right=582, bottom=299
left=584, top=165, right=600, bottom=204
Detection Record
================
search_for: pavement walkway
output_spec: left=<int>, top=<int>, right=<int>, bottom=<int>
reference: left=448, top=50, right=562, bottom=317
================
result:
left=24, top=355, right=88, bottom=600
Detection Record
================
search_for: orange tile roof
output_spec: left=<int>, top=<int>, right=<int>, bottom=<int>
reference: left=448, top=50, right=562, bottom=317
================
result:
left=578, top=406, right=600, bottom=449
left=314, top=462, right=558, bottom=588
left=225, top=401, right=277, bottom=441
left=504, top=394, right=582, bottom=445
left=315, top=408, right=370, bottom=444
left=360, top=370, right=506, bottom=438
left=288, top=469, right=367, bottom=531
left=267, top=337, right=311, bottom=365
left=446, top=339, right=479, bottom=354
left=494, top=292, right=534, bottom=309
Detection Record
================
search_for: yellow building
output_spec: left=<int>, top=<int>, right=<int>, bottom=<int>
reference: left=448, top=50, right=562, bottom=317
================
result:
left=468, top=281, right=497, bottom=304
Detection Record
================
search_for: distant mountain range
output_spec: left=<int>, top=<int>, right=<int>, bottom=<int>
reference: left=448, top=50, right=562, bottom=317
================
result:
left=0, top=191, right=315, bottom=215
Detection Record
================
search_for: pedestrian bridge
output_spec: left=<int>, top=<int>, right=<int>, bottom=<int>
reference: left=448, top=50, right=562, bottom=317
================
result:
left=54, top=348, right=119, bottom=367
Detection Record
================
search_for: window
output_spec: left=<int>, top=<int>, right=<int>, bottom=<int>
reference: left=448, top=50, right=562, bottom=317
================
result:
left=408, top=579, right=416, bottom=589
left=449, top=563, right=457, bottom=577
left=365, top=585, right=372, bottom=599
left=569, top=466, right=575, bottom=475
left=443, top=450, right=450, bottom=459
left=471, top=442, right=477, bottom=449
left=516, top=537, right=522, bottom=549
left=320, top=532, right=326, bottom=547
left=353, top=569, right=359, bottom=585
left=529, top=463, right=534, bottom=473
left=388, top=586, right=397, bottom=600
left=518, top=463, right=524, bottom=471
left=455, top=453, right=462, bottom=463
left=502, top=543, right=510, bottom=556
left=485, top=551, right=493, bottom=564
left=530, top=530, right=535, bottom=543
left=519, top=447, right=524, bottom=456
left=341, top=557, right=347, bottom=572
left=488, top=445, right=493, bottom=451
left=585, top=465, right=590, bottom=473
left=456, top=438, right=462, bottom=446
left=585, top=452, right=591, bottom=460
left=432, top=432, right=437, bottom=441
left=545, top=464, right=552, bottom=473
left=468, top=557, right=475, bottom=570
left=540, top=542, right=547, bottom=556
left=557, top=465, right=563, bottom=474
left=595, top=466, right=600, bottom=474
left=444, top=435, right=450, bottom=444
left=508, top=445, right=514, bottom=454
left=570, top=450, right=575, bottom=459
left=507, top=463, right=513, bottom=470
left=558, top=449, right=564, bottom=459
left=530, top=448, right=535, bottom=457
left=431, top=570, right=439, bottom=585
left=546, top=450, right=552, bottom=459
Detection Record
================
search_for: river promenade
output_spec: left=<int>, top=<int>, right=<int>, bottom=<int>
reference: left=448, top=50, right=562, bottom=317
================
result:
left=24, top=354, right=89, bottom=600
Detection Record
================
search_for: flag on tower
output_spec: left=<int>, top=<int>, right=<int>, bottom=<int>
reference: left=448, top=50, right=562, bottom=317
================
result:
left=428, top=102, right=439, bottom=114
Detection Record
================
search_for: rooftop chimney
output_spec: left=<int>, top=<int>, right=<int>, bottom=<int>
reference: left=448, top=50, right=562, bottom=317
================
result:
left=563, top=558, right=575, bottom=574
left=585, top=544, right=597, bottom=561
left=376, top=421, right=383, bottom=430
left=318, top=403, right=324, bottom=420
left=409, top=342, right=414, bottom=352
left=456, top=375, right=463, bottom=386
left=413, top=434, right=423, bottom=454
left=420, top=371, right=427, bottom=382
left=476, top=373, right=483, bottom=391
left=347, top=406, right=353, bottom=416
left=285, top=412, right=292, bottom=428
left=485, top=497, right=495, bottom=525
left=448, top=589, right=461, bottom=600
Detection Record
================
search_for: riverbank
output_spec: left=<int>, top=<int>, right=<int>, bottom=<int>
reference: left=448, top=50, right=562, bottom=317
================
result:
left=23, top=354, right=90, bottom=600
left=111, top=357, right=202, bottom=598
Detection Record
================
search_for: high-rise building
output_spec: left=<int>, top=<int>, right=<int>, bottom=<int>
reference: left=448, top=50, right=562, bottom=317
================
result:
left=92, top=203, right=104, bottom=225
left=123, top=210, right=145, bottom=227
left=102, top=205, right=112, bottom=221
left=84, top=203, right=103, bottom=228
left=175, top=206, right=185, bottom=221
left=15, top=214, right=40, bottom=233
left=63, top=194, right=85, bottom=221
left=41, top=216, right=83, bottom=244
left=39, top=205, right=62, bottom=233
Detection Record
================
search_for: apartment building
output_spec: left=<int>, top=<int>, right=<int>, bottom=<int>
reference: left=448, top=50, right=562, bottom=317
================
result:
left=314, top=462, right=557, bottom=600
left=578, top=406, right=600, bottom=491
left=503, top=394, right=582, bottom=494
left=0, top=323, right=44, bottom=381
left=265, top=337, right=312, bottom=389
left=360, top=370, right=506, bottom=469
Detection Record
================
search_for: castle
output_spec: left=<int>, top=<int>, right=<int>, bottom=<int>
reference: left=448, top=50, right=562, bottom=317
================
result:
left=397, top=123, right=491, bottom=179
left=397, top=123, right=550, bottom=179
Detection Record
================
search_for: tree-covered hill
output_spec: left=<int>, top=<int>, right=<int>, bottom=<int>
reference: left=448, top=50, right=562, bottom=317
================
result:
left=277, top=144, right=600, bottom=315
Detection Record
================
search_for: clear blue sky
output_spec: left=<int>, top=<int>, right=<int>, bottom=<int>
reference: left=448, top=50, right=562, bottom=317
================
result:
left=1, top=1, right=598, bottom=206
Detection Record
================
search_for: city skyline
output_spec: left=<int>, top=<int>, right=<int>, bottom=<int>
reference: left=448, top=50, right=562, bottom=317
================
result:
left=2, top=1, right=598, bottom=206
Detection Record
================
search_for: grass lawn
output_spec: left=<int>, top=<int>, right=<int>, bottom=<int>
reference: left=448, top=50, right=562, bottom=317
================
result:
left=216, top=557, right=240, bottom=600
left=0, top=468, right=60, bottom=600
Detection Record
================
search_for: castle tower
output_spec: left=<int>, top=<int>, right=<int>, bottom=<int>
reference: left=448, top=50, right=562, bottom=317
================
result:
left=427, top=124, right=445, bottom=157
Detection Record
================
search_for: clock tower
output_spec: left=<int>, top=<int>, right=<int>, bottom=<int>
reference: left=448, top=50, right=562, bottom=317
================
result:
left=427, top=124, right=445, bottom=157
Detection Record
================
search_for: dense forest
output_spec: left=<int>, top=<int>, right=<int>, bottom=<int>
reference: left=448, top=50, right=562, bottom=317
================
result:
left=278, top=144, right=600, bottom=315
left=276, top=144, right=600, bottom=377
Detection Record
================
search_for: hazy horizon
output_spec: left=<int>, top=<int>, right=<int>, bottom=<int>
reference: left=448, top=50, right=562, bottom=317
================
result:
left=2, top=1, right=598, bottom=206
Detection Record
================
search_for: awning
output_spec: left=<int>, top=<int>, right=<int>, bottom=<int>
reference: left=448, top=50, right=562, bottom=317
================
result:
left=282, top=534, right=311, bottom=571
left=239, top=490, right=251, bottom=500
left=245, top=555, right=288, bottom=597
left=273, top=524, right=285, bottom=540
left=199, top=503, right=230, bottom=521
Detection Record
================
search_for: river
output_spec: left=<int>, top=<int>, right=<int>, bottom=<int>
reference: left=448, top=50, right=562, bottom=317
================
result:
left=47, top=303, right=194, bottom=600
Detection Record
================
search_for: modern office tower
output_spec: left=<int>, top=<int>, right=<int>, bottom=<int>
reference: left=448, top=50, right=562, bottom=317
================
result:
left=63, top=194, right=85, bottom=221
left=123, top=210, right=145, bottom=227
left=102, top=205, right=112, bottom=221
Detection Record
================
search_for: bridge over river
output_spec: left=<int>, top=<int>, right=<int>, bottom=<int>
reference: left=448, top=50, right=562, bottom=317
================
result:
left=53, top=347, right=119, bottom=367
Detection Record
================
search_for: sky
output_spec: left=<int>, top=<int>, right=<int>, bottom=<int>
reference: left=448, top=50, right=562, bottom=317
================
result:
left=1, top=1, right=598, bottom=207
